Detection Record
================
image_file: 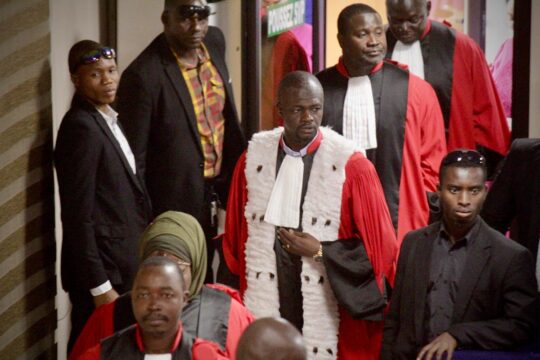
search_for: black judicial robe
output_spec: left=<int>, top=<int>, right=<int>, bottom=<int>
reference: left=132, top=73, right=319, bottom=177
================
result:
left=386, top=20, right=510, bottom=164
left=317, top=61, right=446, bottom=242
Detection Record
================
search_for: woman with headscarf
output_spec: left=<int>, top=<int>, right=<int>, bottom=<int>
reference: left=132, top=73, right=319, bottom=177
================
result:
left=70, top=211, right=254, bottom=360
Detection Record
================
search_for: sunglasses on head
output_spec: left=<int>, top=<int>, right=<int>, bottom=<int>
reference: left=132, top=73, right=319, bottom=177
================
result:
left=76, top=47, right=116, bottom=69
left=177, top=5, right=211, bottom=20
left=441, top=149, right=486, bottom=166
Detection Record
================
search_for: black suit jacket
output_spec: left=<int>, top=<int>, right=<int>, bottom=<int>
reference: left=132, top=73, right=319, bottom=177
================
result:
left=381, top=218, right=538, bottom=359
left=116, top=27, right=245, bottom=220
left=482, top=138, right=540, bottom=258
left=54, top=95, right=152, bottom=293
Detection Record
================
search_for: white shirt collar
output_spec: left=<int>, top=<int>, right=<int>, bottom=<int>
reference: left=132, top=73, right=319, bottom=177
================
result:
left=282, top=133, right=318, bottom=157
left=97, top=105, right=118, bottom=124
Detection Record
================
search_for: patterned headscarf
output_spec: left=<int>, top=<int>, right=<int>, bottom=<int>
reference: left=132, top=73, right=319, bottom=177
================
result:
left=139, top=211, right=207, bottom=298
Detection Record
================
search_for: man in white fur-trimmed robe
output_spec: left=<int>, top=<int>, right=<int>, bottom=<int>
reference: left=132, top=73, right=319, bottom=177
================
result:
left=222, top=71, right=398, bottom=360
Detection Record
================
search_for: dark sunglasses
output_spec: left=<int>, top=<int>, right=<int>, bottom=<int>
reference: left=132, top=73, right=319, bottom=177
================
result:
left=441, top=149, right=486, bottom=166
left=76, top=47, right=116, bottom=69
left=177, top=5, right=212, bottom=20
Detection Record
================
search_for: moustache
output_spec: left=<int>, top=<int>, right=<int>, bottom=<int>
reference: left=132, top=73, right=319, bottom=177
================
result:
left=143, top=313, right=169, bottom=322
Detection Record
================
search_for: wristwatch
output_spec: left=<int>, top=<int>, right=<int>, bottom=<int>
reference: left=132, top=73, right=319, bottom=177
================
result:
left=312, top=244, right=323, bottom=262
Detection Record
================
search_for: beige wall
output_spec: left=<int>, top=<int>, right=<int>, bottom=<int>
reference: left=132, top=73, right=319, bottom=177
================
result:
left=325, top=1, right=387, bottom=67
left=116, top=0, right=162, bottom=72
left=1, top=0, right=56, bottom=358
left=49, top=0, right=101, bottom=358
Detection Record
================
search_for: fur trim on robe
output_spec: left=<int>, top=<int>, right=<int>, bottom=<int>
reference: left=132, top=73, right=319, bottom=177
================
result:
left=243, top=126, right=356, bottom=359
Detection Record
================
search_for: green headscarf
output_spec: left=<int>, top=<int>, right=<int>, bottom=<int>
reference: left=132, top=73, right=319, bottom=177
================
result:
left=139, top=211, right=207, bottom=298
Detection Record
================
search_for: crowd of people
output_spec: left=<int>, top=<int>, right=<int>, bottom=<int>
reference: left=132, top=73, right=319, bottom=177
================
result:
left=54, top=0, right=539, bottom=359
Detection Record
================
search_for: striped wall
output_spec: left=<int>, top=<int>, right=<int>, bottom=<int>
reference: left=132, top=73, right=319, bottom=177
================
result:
left=0, top=0, right=56, bottom=358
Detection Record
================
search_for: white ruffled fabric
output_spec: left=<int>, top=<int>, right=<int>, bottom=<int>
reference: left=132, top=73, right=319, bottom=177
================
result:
left=391, top=40, right=425, bottom=79
left=244, top=127, right=355, bottom=359
left=343, top=76, right=377, bottom=152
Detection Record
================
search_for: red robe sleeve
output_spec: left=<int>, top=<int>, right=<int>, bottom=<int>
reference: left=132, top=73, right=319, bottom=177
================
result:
left=337, top=153, right=399, bottom=360
left=412, top=75, right=446, bottom=195
left=193, top=339, right=229, bottom=360
left=223, top=151, right=249, bottom=294
left=338, top=153, right=398, bottom=290
left=69, top=301, right=116, bottom=360
left=225, top=296, right=255, bottom=358
left=449, top=32, right=510, bottom=155
left=76, top=344, right=100, bottom=360
left=397, top=74, right=447, bottom=243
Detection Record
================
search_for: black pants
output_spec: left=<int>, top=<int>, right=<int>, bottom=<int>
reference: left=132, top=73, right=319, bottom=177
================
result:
left=67, top=291, right=94, bottom=354
left=200, top=179, right=219, bottom=283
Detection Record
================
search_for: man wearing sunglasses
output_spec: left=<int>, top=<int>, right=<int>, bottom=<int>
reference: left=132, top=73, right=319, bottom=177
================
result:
left=54, top=40, right=152, bottom=352
left=117, top=0, right=245, bottom=284
left=381, top=150, right=538, bottom=360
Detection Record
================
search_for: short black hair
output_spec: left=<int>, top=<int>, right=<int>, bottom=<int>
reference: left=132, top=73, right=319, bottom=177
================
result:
left=277, top=71, right=323, bottom=105
left=137, top=256, right=185, bottom=289
left=338, top=3, right=379, bottom=34
left=164, top=0, right=178, bottom=10
left=439, top=150, right=487, bottom=185
left=68, top=39, right=103, bottom=74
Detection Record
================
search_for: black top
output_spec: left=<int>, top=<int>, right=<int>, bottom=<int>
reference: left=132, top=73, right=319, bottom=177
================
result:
left=482, top=138, right=540, bottom=258
left=425, top=221, right=480, bottom=341
left=100, top=324, right=194, bottom=360
left=117, top=27, right=246, bottom=221
left=381, top=218, right=538, bottom=359
left=54, top=94, right=152, bottom=293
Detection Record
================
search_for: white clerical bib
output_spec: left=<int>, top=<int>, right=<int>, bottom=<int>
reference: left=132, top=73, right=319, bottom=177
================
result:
left=392, top=40, right=425, bottom=79
left=343, top=75, right=377, bottom=152
left=264, top=154, right=304, bottom=228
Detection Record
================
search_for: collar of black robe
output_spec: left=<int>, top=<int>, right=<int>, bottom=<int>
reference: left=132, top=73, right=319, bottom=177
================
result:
left=387, top=18, right=455, bottom=128
left=419, top=19, right=432, bottom=40
left=135, top=321, right=183, bottom=353
left=280, top=128, right=323, bottom=157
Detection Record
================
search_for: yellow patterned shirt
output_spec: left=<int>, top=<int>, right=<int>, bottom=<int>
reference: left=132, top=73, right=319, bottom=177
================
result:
left=174, top=45, right=225, bottom=178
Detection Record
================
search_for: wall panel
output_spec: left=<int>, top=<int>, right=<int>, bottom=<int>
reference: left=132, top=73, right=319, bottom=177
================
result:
left=0, top=0, right=56, bottom=358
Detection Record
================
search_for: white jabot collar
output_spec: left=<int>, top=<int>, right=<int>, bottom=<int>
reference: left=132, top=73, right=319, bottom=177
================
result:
left=392, top=40, right=425, bottom=79
left=343, top=75, right=377, bottom=152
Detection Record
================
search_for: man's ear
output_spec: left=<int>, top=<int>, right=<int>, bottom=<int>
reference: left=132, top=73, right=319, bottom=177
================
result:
left=277, top=102, right=283, bottom=119
left=183, top=290, right=190, bottom=301
left=426, top=1, right=432, bottom=16
left=161, top=11, right=169, bottom=26
left=337, top=33, right=344, bottom=50
left=71, top=74, right=79, bottom=87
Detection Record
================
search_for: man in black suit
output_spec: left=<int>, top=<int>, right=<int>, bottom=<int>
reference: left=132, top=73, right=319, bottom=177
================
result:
left=54, top=40, right=152, bottom=351
left=381, top=149, right=538, bottom=360
left=116, top=0, right=245, bottom=282
left=483, top=138, right=540, bottom=287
